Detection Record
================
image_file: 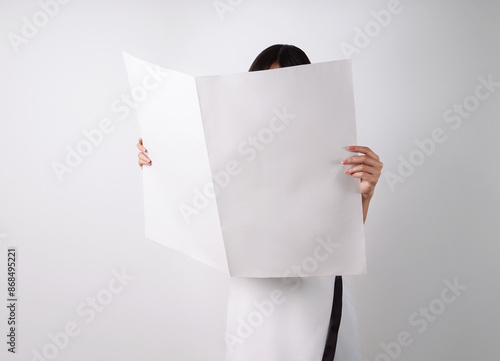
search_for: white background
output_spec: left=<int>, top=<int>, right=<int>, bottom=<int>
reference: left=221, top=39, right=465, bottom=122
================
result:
left=0, top=0, right=498, bottom=360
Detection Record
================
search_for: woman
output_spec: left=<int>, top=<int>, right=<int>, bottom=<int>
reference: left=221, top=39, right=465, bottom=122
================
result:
left=136, top=44, right=382, bottom=361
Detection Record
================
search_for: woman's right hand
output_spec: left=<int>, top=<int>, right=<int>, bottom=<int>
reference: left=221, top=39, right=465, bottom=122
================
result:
left=137, top=138, right=151, bottom=168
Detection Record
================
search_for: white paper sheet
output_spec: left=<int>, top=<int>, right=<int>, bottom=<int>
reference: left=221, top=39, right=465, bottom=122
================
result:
left=123, top=52, right=366, bottom=277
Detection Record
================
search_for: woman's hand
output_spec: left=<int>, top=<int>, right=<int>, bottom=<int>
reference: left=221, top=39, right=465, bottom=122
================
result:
left=342, top=145, right=383, bottom=222
left=137, top=138, right=151, bottom=168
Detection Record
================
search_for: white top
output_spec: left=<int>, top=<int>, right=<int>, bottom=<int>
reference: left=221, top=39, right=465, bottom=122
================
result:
left=224, top=276, right=361, bottom=361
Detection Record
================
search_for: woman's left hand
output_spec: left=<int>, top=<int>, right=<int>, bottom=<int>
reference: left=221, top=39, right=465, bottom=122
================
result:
left=342, top=146, right=383, bottom=214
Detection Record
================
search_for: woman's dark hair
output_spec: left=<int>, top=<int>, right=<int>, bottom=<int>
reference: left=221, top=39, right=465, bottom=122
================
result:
left=249, top=44, right=311, bottom=72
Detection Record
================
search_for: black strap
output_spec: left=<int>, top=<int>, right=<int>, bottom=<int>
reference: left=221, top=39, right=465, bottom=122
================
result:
left=322, top=276, right=343, bottom=361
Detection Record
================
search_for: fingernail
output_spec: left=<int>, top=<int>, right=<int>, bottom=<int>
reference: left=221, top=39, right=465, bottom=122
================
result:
left=348, top=146, right=355, bottom=151
left=345, top=169, right=349, bottom=174
left=341, top=160, right=348, bottom=165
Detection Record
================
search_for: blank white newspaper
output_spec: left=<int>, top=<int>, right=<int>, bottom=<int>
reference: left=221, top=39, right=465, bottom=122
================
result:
left=123, top=52, right=366, bottom=277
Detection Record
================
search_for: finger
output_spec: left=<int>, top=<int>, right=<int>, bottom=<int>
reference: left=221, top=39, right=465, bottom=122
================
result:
left=348, top=171, right=378, bottom=183
left=346, top=145, right=380, bottom=161
left=342, top=155, right=381, bottom=168
left=139, top=156, right=151, bottom=164
left=137, top=138, right=147, bottom=152
left=138, top=152, right=151, bottom=164
left=139, top=158, right=151, bottom=167
left=348, top=168, right=380, bottom=184
left=345, top=164, right=377, bottom=176
left=138, top=159, right=151, bottom=167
